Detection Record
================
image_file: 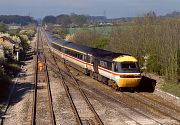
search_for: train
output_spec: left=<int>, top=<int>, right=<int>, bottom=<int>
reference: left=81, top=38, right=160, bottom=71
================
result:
left=47, top=32, right=142, bottom=91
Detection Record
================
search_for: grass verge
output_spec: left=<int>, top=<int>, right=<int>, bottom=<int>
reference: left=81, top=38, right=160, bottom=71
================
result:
left=162, top=83, right=180, bottom=97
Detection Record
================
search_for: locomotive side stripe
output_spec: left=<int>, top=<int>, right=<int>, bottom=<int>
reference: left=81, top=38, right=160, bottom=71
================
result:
left=98, top=66, right=140, bottom=76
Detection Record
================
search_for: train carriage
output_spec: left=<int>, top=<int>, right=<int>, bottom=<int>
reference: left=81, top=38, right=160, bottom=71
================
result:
left=48, top=32, right=141, bottom=91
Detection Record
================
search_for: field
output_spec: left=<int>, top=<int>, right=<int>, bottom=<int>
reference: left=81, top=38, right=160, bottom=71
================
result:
left=68, top=26, right=113, bottom=35
left=162, top=83, right=180, bottom=97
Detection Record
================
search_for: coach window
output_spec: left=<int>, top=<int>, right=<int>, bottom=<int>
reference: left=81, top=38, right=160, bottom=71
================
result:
left=90, top=56, right=95, bottom=63
left=62, top=48, right=66, bottom=53
left=82, top=55, right=86, bottom=61
left=100, top=61, right=107, bottom=68
left=68, top=49, right=71, bottom=55
left=75, top=52, right=77, bottom=57
left=114, top=63, right=118, bottom=72
left=86, top=56, right=90, bottom=63
left=76, top=53, right=79, bottom=59
left=107, top=62, right=112, bottom=70
left=58, top=46, right=62, bottom=51
left=76, top=53, right=78, bottom=59
left=79, top=54, right=83, bottom=59
left=70, top=50, right=74, bottom=57
left=74, top=53, right=77, bottom=58
left=65, top=49, right=67, bottom=54
left=71, top=50, right=75, bottom=57
left=69, top=50, right=73, bottom=56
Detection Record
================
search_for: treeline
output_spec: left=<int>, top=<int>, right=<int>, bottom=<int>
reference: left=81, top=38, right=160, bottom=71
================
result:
left=43, top=14, right=88, bottom=27
left=68, top=29, right=109, bottom=49
left=0, top=15, right=36, bottom=25
left=70, top=13, right=180, bottom=83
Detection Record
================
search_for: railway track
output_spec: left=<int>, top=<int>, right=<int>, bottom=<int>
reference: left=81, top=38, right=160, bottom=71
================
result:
left=55, top=48, right=180, bottom=124
left=50, top=54, right=180, bottom=124
left=0, top=79, right=18, bottom=125
left=123, top=92, right=180, bottom=122
left=41, top=28, right=180, bottom=124
left=44, top=52, right=164, bottom=124
left=31, top=28, right=56, bottom=125
left=41, top=29, right=104, bottom=125
left=41, top=29, right=155, bottom=125
left=137, top=93, right=180, bottom=112
left=64, top=63, right=104, bottom=125
left=51, top=63, right=164, bottom=125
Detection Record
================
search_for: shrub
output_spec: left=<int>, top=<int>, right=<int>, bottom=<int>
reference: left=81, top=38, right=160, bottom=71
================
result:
left=8, top=63, right=21, bottom=74
left=0, top=68, right=11, bottom=85
left=0, top=68, right=11, bottom=101
left=91, top=37, right=108, bottom=49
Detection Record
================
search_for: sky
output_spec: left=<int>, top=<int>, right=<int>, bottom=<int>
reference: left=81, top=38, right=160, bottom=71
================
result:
left=0, top=0, right=180, bottom=19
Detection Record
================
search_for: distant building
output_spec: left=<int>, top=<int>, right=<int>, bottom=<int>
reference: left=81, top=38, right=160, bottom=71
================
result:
left=8, top=24, right=21, bottom=30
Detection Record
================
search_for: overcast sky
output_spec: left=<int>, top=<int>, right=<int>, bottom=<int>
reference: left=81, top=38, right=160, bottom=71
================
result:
left=0, top=0, right=180, bottom=19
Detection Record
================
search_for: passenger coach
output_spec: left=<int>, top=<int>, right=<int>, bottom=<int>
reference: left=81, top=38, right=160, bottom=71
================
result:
left=48, top=33, right=141, bottom=91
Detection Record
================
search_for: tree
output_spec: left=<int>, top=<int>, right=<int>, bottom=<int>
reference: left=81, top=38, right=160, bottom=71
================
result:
left=0, top=23, right=8, bottom=32
left=91, top=37, right=108, bottom=49
left=0, top=15, right=36, bottom=25
left=43, top=16, right=56, bottom=24
left=56, top=14, right=71, bottom=27
left=70, top=13, right=88, bottom=26
left=43, top=13, right=88, bottom=27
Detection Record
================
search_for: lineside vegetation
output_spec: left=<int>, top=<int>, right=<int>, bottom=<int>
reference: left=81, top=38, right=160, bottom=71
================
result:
left=68, top=14, right=180, bottom=85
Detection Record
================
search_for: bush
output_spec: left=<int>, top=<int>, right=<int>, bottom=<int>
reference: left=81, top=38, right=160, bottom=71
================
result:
left=0, top=68, right=11, bottom=85
left=91, top=37, right=108, bottom=49
left=0, top=68, right=11, bottom=101
left=19, top=35, right=29, bottom=53
left=3, top=63, right=21, bottom=77
left=147, top=55, right=161, bottom=74
left=0, top=23, right=8, bottom=33
left=8, top=63, right=21, bottom=74
left=0, top=74, right=11, bottom=85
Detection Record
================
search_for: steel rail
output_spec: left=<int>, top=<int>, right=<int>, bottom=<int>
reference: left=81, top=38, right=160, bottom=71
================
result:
left=41, top=29, right=82, bottom=125
left=41, top=29, right=104, bottom=125
left=31, top=28, right=56, bottom=125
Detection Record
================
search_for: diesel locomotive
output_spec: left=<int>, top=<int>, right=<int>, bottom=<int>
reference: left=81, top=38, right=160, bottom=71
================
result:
left=47, top=32, right=142, bottom=91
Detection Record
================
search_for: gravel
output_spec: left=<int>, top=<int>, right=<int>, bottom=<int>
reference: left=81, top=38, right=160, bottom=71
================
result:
left=2, top=31, right=180, bottom=125
left=2, top=35, right=36, bottom=125
left=48, top=69, right=77, bottom=125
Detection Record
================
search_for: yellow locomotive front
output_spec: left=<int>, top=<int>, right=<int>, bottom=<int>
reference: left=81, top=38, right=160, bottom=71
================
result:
left=113, top=55, right=141, bottom=88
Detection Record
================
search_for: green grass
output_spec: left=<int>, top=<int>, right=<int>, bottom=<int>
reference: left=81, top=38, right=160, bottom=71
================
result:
left=67, top=24, right=138, bottom=35
left=162, top=83, right=180, bottom=97
left=68, top=26, right=113, bottom=35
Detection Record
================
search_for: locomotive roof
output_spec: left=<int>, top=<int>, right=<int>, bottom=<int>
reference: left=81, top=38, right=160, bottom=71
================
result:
left=64, top=42, right=92, bottom=53
left=46, top=31, right=62, bottom=42
left=47, top=32, right=130, bottom=61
